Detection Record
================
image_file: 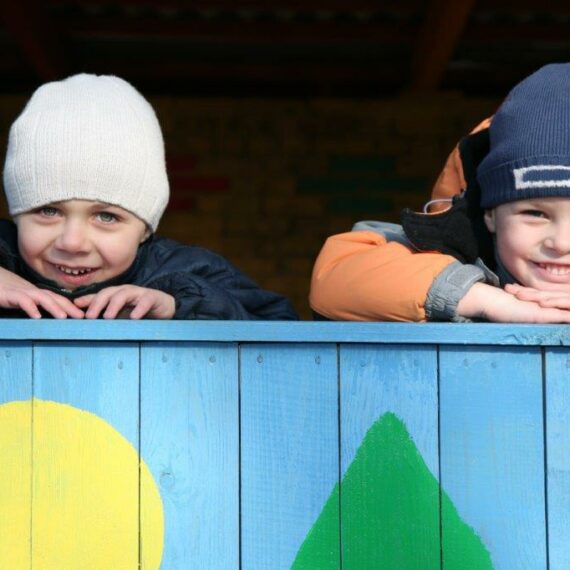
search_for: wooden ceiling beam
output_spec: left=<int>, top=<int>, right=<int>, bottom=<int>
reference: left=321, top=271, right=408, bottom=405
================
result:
left=410, top=0, right=476, bottom=91
left=79, top=59, right=404, bottom=84
left=66, top=18, right=415, bottom=43
left=476, top=0, right=570, bottom=11
left=53, top=0, right=424, bottom=13
left=1, top=0, right=66, bottom=80
left=467, top=22, right=570, bottom=43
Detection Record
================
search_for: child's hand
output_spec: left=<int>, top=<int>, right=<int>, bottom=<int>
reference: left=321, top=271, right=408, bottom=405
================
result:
left=457, top=282, right=570, bottom=323
left=0, top=267, right=85, bottom=319
left=505, top=283, right=570, bottom=310
left=74, top=285, right=176, bottom=320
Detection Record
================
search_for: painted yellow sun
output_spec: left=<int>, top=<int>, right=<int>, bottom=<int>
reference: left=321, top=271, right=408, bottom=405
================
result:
left=0, top=399, right=164, bottom=569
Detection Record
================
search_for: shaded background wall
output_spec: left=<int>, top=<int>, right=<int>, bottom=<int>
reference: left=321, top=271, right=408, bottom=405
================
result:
left=0, top=94, right=497, bottom=317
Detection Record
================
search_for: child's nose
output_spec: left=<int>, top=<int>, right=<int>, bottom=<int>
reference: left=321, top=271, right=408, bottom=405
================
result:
left=55, top=221, right=90, bottom=253
left=545, top=225, right=570, bottom=254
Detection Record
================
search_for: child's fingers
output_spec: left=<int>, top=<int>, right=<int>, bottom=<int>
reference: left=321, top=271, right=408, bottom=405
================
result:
left=15, top=295, right=42, bottom=319
left=8, top=290, right=77, bottom=319
left=515, top=290, right=570, bottom=307
left=504, top=284, right=539, bottom=297
left=83, top=290, right=116, bottom=319
left=73, top=294, right=96, bottom=308
left=539, top=296, right=570, bottom=309
left=509, top=289, right=549, bottom=302
left=27, top=290, right=74, bottom=319
left=75, top=286, right=163, bottom=320
left=103, top=290, right=135, bottom=319
left=43, top=291, right=85, bottom=318
left=128, top=296, right=155, bottom=319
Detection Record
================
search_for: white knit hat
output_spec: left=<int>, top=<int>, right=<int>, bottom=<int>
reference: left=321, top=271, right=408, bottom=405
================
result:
left=3, top=74, right=169, bottom=232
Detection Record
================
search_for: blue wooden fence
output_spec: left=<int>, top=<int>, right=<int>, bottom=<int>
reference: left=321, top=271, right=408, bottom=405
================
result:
left=1, top=320, right=569, bottom=569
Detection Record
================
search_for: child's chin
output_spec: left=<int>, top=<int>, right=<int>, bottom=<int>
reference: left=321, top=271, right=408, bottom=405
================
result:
left=52, top=274, right=96, bottom=291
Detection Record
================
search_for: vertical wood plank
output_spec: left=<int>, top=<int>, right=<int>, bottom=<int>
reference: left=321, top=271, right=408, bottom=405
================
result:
left=340, top=343, right=440, bottom=569
left=545, top=348, right=570, bottom=569
left=141, top=341, right=239, bottom=570
left=33, top=342, right=139, bottom=447
left=0, top=342, right=32, bottom=569
left=32, top=341, right=141, bottom=569
left=440, top=346, right=546, bottom=569
left=241, top=343, right=339, bottom=570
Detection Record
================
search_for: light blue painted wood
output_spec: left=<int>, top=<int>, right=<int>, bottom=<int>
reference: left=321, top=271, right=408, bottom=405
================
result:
left=340, top=343, right=440, bottom=568
left=140, top=342, right=239, bottom=570
left=33, top=342, right=140, bottom=448
left=440, top=346, right=546, bottom=569
left=1, top=320, right=570, bottom=346
left=32, top=342, right=140, bottom=566
left=0, top=342, right=32, bottom=404
left=545, top=348, right=570, bottom=569
left=340, top=344, right=439, bottom=476
left=0, top=342, right=32, bottom=568
left=240, top=343, right=339, bottom=569
left=0, top=324, right=566, bottom=569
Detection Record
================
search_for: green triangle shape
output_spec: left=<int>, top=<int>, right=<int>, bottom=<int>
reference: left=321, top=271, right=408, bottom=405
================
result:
left=292, top=412, right=493, bottom=569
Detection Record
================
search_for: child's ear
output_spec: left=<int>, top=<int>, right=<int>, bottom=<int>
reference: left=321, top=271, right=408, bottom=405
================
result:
left=140, top=228, right=152, bottom=243
left=483, top=209, right=496, bottom=233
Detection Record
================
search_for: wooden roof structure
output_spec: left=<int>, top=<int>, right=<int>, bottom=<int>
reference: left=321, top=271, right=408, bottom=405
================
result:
left=1, top=0, right=570, bottom=96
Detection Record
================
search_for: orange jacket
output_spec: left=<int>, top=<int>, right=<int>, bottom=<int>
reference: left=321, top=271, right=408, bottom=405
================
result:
left=309, top=119, right=493, bottom=322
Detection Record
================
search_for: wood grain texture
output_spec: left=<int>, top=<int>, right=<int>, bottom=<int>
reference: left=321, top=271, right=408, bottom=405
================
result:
left=545, top=348, right=570, bottom=569
left=1, top=320, right=570, bottom=346
left=33, top=341, right=140, bottom=447
left=0, top=342, right=32, bottom=403
left=0, top=342, right=32, bottom=568
left=339, top=344, right=440, bottom=568
left=32, top=342, right=140, bottom=568
left=440, top=346, right=546, bottom=569
left=141, top=342, right=239, bottom=569
left=0, top=328, right=566, bottom=569
left=240, top=343, right=339, bottom=569
left=340, top=343, right=439, bottom=476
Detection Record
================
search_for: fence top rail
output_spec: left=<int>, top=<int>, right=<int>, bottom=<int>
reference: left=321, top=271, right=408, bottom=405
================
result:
left=0, top=319, right=567, bottom=345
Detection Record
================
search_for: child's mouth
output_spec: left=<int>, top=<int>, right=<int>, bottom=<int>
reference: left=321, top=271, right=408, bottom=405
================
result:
left=53, top=264, right=98, bottom=286
left=536, top=262, right=570, bottom=277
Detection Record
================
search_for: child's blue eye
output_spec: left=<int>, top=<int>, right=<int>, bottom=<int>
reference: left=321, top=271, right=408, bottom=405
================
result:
left=521, top=209, right=547, bottom=218
left=97, top=212, right=117, bottom=223
left=40, top=207, right=58, bottom=217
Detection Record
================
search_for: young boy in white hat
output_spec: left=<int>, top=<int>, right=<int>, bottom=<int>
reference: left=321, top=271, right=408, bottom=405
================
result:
left=1, top=74, right=297, bottom=320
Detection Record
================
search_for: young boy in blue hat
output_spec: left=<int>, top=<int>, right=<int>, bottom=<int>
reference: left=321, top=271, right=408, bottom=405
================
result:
left=1, top=74, right=297, bottom=320
left=311, top=64, right=570, bottom=323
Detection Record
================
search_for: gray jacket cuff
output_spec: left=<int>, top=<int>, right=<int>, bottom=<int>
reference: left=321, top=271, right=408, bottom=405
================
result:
left=425, top=261, right=491, bottom=322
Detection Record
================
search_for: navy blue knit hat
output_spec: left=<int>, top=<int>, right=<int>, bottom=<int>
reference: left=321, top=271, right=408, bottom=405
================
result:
left=478, top=63, right=570, bottom=209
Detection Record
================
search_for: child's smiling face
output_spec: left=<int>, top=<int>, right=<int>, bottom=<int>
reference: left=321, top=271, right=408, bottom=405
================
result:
left=15, top=200, right=149, bottom=290
left=485, top=197, right=570, bottom=292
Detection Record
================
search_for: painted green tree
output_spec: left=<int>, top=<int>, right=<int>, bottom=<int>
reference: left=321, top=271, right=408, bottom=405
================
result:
left=292, top=412, right=493, bottom=569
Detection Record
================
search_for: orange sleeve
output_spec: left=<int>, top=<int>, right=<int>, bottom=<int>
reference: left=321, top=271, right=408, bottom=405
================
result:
left=309, top=231, right=457, bottom=322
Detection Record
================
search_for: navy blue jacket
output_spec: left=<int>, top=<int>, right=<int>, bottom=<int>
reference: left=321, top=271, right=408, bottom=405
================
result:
left=0, top=220, right=298, bottom=320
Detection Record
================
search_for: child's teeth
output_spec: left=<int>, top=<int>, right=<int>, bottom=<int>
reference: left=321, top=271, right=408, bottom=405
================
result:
left=542, top=263, right=570, bottom=275
left=57, top=265, right=90, bottom=276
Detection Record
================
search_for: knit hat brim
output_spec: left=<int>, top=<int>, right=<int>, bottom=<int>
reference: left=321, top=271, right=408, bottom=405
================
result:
left=3, top=74, right=169, bottom=232
left=477, top=63, right=570, bottom=210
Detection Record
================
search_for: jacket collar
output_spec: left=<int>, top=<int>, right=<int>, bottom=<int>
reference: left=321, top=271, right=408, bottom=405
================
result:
left=401, top=127, right=497, bottom=269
